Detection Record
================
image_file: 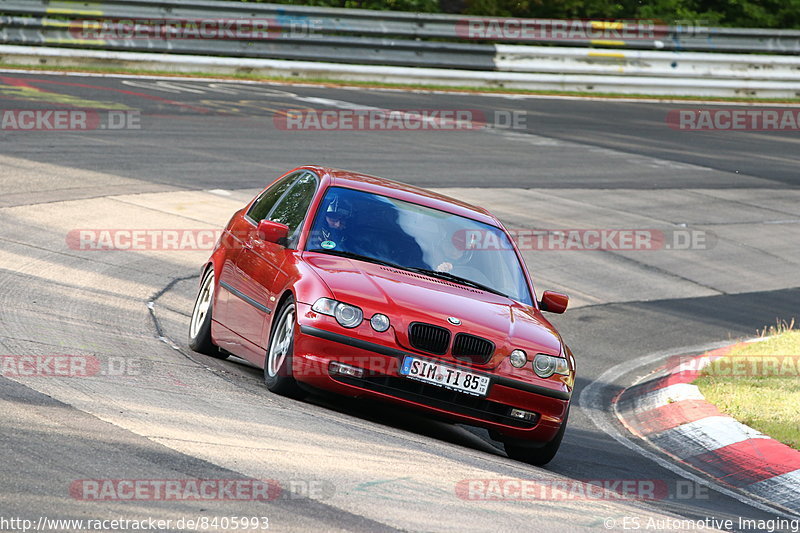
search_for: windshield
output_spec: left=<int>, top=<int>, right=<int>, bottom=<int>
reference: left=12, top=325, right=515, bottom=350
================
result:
left=306, top=186, right=533, bottom=304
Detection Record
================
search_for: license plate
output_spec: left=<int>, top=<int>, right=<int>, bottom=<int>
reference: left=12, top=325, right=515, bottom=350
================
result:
left=399, top=356, right=490, bottom=397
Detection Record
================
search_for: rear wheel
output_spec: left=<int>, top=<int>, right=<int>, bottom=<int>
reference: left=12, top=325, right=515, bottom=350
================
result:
left=264, top=297, right=305, bottom=399
left=188, top=267, right=228, bottom=359
left=504, top=408, right=569, bottom=466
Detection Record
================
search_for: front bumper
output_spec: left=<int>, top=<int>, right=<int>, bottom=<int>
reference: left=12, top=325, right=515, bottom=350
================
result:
left=291, top=321, right=570, bottom=443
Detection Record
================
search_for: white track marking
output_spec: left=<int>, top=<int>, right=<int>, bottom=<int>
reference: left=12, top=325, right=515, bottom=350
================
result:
left=292, top=96, right=380, bottom=110
left=120, top=80, right=193, bottom=93
left=650, top=417, right=769, bottom=458
left=624, top=383, right=705, bottom=411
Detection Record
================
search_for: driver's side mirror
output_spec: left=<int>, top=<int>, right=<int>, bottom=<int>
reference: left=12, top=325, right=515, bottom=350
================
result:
left=540, top=291, right=568, bottom=314
left=256, top=219, right=289, bottom=244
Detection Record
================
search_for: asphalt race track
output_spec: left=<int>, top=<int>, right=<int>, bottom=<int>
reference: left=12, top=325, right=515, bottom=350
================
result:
left=1, top=71, right=799, bottom=532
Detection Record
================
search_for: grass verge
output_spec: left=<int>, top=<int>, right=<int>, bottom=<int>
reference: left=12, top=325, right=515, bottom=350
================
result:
left=694, top=321, right=800, bottom=450
left=3, top=62, right=800, bottom=104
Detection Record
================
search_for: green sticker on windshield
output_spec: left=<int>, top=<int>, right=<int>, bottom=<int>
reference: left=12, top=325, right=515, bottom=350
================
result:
left=321, top=240, right=336, bottom=249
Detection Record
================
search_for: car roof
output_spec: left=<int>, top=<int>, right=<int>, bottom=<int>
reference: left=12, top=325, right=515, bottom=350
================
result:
left=299, top=166, right=501, bottom=227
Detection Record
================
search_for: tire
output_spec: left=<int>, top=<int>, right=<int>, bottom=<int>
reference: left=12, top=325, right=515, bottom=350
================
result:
left=188, top=267, right=228, bottom=359
left=504, top=408, right=569, bottom=466
left=263, top=297, right=306, bottom=399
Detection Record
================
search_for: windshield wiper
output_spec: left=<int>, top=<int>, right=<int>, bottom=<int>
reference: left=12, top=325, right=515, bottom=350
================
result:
left=306, top=249, right=404, bottom=270
left=403, top=267, right=508, bottom=298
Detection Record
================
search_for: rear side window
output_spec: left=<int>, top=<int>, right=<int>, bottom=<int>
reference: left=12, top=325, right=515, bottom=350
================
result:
left=268, top=171, right=318, bottom=246
left=247, top=173, right=298, bottom=223
left=269, top=172, right=317, bottom=236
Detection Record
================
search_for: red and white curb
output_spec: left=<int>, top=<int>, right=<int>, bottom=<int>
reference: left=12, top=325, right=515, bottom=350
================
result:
left=613, top=342, right=800, bottom=514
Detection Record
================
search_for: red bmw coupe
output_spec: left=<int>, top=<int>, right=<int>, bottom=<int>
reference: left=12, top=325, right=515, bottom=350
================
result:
left=189, top=166, right=574, bottom=465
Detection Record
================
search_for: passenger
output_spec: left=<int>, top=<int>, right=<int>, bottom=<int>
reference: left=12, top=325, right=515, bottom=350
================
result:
left=435, top=228, right=477, bottom=273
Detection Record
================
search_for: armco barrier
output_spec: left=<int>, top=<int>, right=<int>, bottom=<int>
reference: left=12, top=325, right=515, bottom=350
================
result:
left=3, top=45, right=798, bottom=98
left=3, top=0, right=800, bottom=53
left=494, top=46, right=800, bottom=82
left=0, top=14, right=497, bottom=70
left=0, top=0, right=799, bottom=97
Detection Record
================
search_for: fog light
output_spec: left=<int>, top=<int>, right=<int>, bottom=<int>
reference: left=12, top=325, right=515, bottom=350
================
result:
left=329, top=361, right=365, bottom=378
left=509, top=349, right=527, bottom=368
left=370, top=313, right=390, bottom=332
left=509, top=408, right=535, bottom=421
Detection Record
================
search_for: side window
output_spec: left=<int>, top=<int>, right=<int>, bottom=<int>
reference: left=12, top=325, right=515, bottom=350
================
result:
left=246, top=173, right=299, bottom=223
left=267, top=171, right=319, bottom=246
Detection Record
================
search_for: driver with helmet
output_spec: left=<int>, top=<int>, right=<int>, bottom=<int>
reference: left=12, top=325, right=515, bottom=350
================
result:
left=308, top=194, right=354, bottom=250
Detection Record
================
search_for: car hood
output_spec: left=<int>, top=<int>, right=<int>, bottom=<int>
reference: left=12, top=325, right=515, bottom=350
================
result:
left=304, top=253, right=563, bottom=356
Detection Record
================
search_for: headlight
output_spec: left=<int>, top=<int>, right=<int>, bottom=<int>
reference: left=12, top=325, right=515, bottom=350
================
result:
left=370, top=313, right=390, bottom=332
left=532, top=353, right=570, bottom=378
left=312, top=298, right=363, bottom=329
left=334, top=303, right=363, bottom=328
left=509, top=349, right=527, bottom=368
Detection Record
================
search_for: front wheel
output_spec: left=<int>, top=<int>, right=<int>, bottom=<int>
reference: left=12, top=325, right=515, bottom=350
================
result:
left=264, top=297, right=305, bottom=399
left=504, top=408, right=569, bottom=466
left=188, top=267, right=228, bottom=359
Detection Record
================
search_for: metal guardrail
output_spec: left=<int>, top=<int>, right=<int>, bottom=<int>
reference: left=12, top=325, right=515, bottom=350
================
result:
left=2, top=0, right=800, bottom=57
left=0, top=14, right=496, bottom=70
left=494, top=46, right=800, bottom=82
left=2, top=45, right=799, bottom=98
left=0, top=0, right=799, bottom=97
